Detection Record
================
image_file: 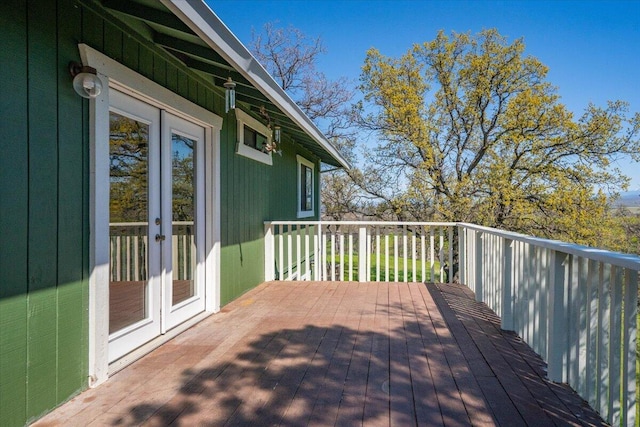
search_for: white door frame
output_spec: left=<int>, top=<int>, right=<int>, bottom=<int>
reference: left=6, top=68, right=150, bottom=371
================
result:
left=82, top=44, right=222, bottom=387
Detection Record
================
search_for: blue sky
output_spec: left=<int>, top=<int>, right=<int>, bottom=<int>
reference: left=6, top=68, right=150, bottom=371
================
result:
left=209, top=0, right=640, bottom=190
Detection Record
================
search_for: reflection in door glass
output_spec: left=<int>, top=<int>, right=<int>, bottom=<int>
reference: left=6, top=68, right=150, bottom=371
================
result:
left=109, top=111, right=149, bottom=334
left=171, top=133, right=196, bottom=305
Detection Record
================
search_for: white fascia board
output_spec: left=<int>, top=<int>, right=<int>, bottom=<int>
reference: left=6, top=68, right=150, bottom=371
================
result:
left=161, top=0, right=350, bottom=170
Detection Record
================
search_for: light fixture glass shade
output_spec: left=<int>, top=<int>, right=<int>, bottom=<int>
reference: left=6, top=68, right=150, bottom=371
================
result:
left=224, top=77, right=236, bottom=113
left=72, top=72, right=103, bottom=99
left=69, top=63, right=103, bottom=99
left=274, top=125, right=281, bottom=143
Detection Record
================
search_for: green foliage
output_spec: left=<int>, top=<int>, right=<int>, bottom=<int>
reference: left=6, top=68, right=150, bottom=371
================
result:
left=356, top=29, right=640, bottom=247
left=603, top=208, right=640, bottom=254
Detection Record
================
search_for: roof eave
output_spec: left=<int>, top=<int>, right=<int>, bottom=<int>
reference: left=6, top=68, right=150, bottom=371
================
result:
left=160, top=0, right=351, bottom=170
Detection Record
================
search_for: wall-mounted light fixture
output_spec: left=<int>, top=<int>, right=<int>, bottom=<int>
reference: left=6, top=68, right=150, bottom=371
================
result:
left=224, top=77, right=236, bottom=113
left=69, top=62, right=102, bottom=99
left=274, top=125, right=281, bottom=144
left=264, top=125, right=282, bottom=156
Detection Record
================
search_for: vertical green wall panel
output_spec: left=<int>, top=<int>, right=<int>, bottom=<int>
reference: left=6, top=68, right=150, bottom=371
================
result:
left=139, top=44, right=154, bottom=81
left=153, top=55, right=167, bottom=88
left=81, top=6, right=104, bottom=51
left=166, top=63, right=178, bottom=94
left=56, top=0, right=88, bottom=401
left=0, top=0, right=29, bottom=423
left=103, top=21, right=123, bottom=63
left=177, top=71, right=190, bottom=101
left=122, top=34, right=139, bottom=72
left=26, top=0, right=60, bottom=417
left=0, top=300, right=28, bottom=426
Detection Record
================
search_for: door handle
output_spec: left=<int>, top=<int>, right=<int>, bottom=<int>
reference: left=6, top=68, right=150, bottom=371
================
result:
left=155, top=234, right=166, bottom=242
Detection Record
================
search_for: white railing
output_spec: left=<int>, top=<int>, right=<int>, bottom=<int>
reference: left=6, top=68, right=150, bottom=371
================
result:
left=109, top=221, right=195, bottom=282
left=458, top=223, right=639, bottom=427
left=264, top=220, right=640, bottom=427
left=264, top=221, right=456, bottom=283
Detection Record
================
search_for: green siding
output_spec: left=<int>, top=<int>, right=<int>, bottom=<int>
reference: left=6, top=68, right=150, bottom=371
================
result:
left=0, top=0, right=29, bottom=424
left=219, top=125, right=321, bottom=304
left=27, top=0, right=60, bottom=415
left=56, top=0, right=88, bottom=404
left=0, top=0, right=324, bottom=424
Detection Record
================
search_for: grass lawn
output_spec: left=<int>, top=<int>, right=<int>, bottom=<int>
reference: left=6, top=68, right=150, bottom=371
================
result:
left=326, top=253, right=443, bottom=282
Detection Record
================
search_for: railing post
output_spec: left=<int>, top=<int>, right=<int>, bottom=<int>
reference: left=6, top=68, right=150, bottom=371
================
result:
left=548, top=250, right=569, bottom=382
left=264, top=222, right=275, bottom=281
left=501, top=238, right=514, bottom=331
left=475, top=231, right=483, bottom=302
left=622, top=269, right=638, bottom=427
left=358, top=225, right=367, bottom=282
left=448, top=227, right=453, bottom=283
left=313, top=222, right=324, bottom=280
left=457, top=225, right=466, bottom=285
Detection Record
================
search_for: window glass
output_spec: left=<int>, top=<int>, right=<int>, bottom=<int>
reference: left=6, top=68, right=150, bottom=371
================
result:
left=301, top=164, right=312, bottom=211
left=171, top=133, right=196, bottom=305
left=297, top=156, right=314, bottom=217
left=108, top=111, right=149, bottom=333
left=243, top=125, right=268, bottom=152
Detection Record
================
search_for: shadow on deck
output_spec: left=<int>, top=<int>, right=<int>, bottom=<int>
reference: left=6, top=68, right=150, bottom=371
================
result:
left=34, top=281, right=605, bottom=426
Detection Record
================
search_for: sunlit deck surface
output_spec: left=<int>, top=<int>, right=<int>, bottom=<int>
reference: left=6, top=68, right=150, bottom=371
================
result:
left=34, top=281, right=605, bottom=426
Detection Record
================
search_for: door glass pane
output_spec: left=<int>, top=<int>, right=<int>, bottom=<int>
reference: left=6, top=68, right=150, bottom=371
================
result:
left=109, top=111, right=149, bottom=333
left=171, top=133, right=196, bottom=305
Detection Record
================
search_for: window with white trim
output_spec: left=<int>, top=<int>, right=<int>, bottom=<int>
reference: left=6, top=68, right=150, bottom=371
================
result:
left=235, top=109, right=272, bottom=165
left=297, top=155, right=315, bottom=218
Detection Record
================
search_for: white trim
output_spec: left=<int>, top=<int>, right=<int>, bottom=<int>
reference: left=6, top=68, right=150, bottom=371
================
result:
left=206, top=125, right=221, bottom=313
left=297, top=155, right=315, bottom=218
left=234, top=109, right=273, bottom=165
left=87, top=67, right=110, bottom=388
left=161, top=0, right=350, bottom=169
left=81, top=44, right=222, bottom=386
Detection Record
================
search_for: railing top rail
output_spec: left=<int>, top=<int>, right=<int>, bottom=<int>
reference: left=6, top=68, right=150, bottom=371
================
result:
left=458, top=222, right=640, bottom=271
left=264, top=220, right=457, bottom=227
left=110, top=221, right=195, bottom=226
left=264, top=219, right=640, bottom=270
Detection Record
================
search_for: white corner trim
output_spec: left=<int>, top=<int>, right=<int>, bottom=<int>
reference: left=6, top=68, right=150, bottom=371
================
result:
left=235, top=109, right=273, bottom=165
left=297, top=155, right=315, bottom=218
left=88, top=70, right=111, bottom=388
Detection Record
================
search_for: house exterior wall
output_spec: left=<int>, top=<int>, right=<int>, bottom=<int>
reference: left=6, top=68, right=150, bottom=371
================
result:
left=0, top=0, right=320, bottom=425
left=220, top=126, right=321, bottom=304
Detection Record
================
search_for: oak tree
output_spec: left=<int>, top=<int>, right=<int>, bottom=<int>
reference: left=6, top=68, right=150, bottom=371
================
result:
left=356, top=29, right=640, bottom=245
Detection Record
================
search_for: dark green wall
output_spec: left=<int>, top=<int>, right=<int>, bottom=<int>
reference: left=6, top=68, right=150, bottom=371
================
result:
left=0, top=0, right=321, bottom=425
left=1, top=0, right=89, bottom=424
left=219, top=127, right=321, bottom=304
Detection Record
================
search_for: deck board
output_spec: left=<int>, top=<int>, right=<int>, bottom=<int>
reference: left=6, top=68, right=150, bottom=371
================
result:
left=33, top=281, right=606, bottom=427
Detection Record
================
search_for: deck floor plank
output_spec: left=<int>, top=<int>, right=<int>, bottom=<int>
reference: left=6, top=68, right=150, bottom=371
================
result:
left=34, top=281, right=607, bottom=427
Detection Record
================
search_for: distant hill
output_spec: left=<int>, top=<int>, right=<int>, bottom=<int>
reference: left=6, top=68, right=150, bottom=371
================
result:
left=613, top=191, right=640, bottom=208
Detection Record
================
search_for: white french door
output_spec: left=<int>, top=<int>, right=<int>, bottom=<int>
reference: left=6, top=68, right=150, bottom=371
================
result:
left=108, top=89, right=205, bottom=362
left=161, top=112, right=206, bottom=331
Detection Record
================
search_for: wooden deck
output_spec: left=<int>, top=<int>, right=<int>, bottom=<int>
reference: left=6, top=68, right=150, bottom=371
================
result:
left=33, top=281, right=606, bottom=426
